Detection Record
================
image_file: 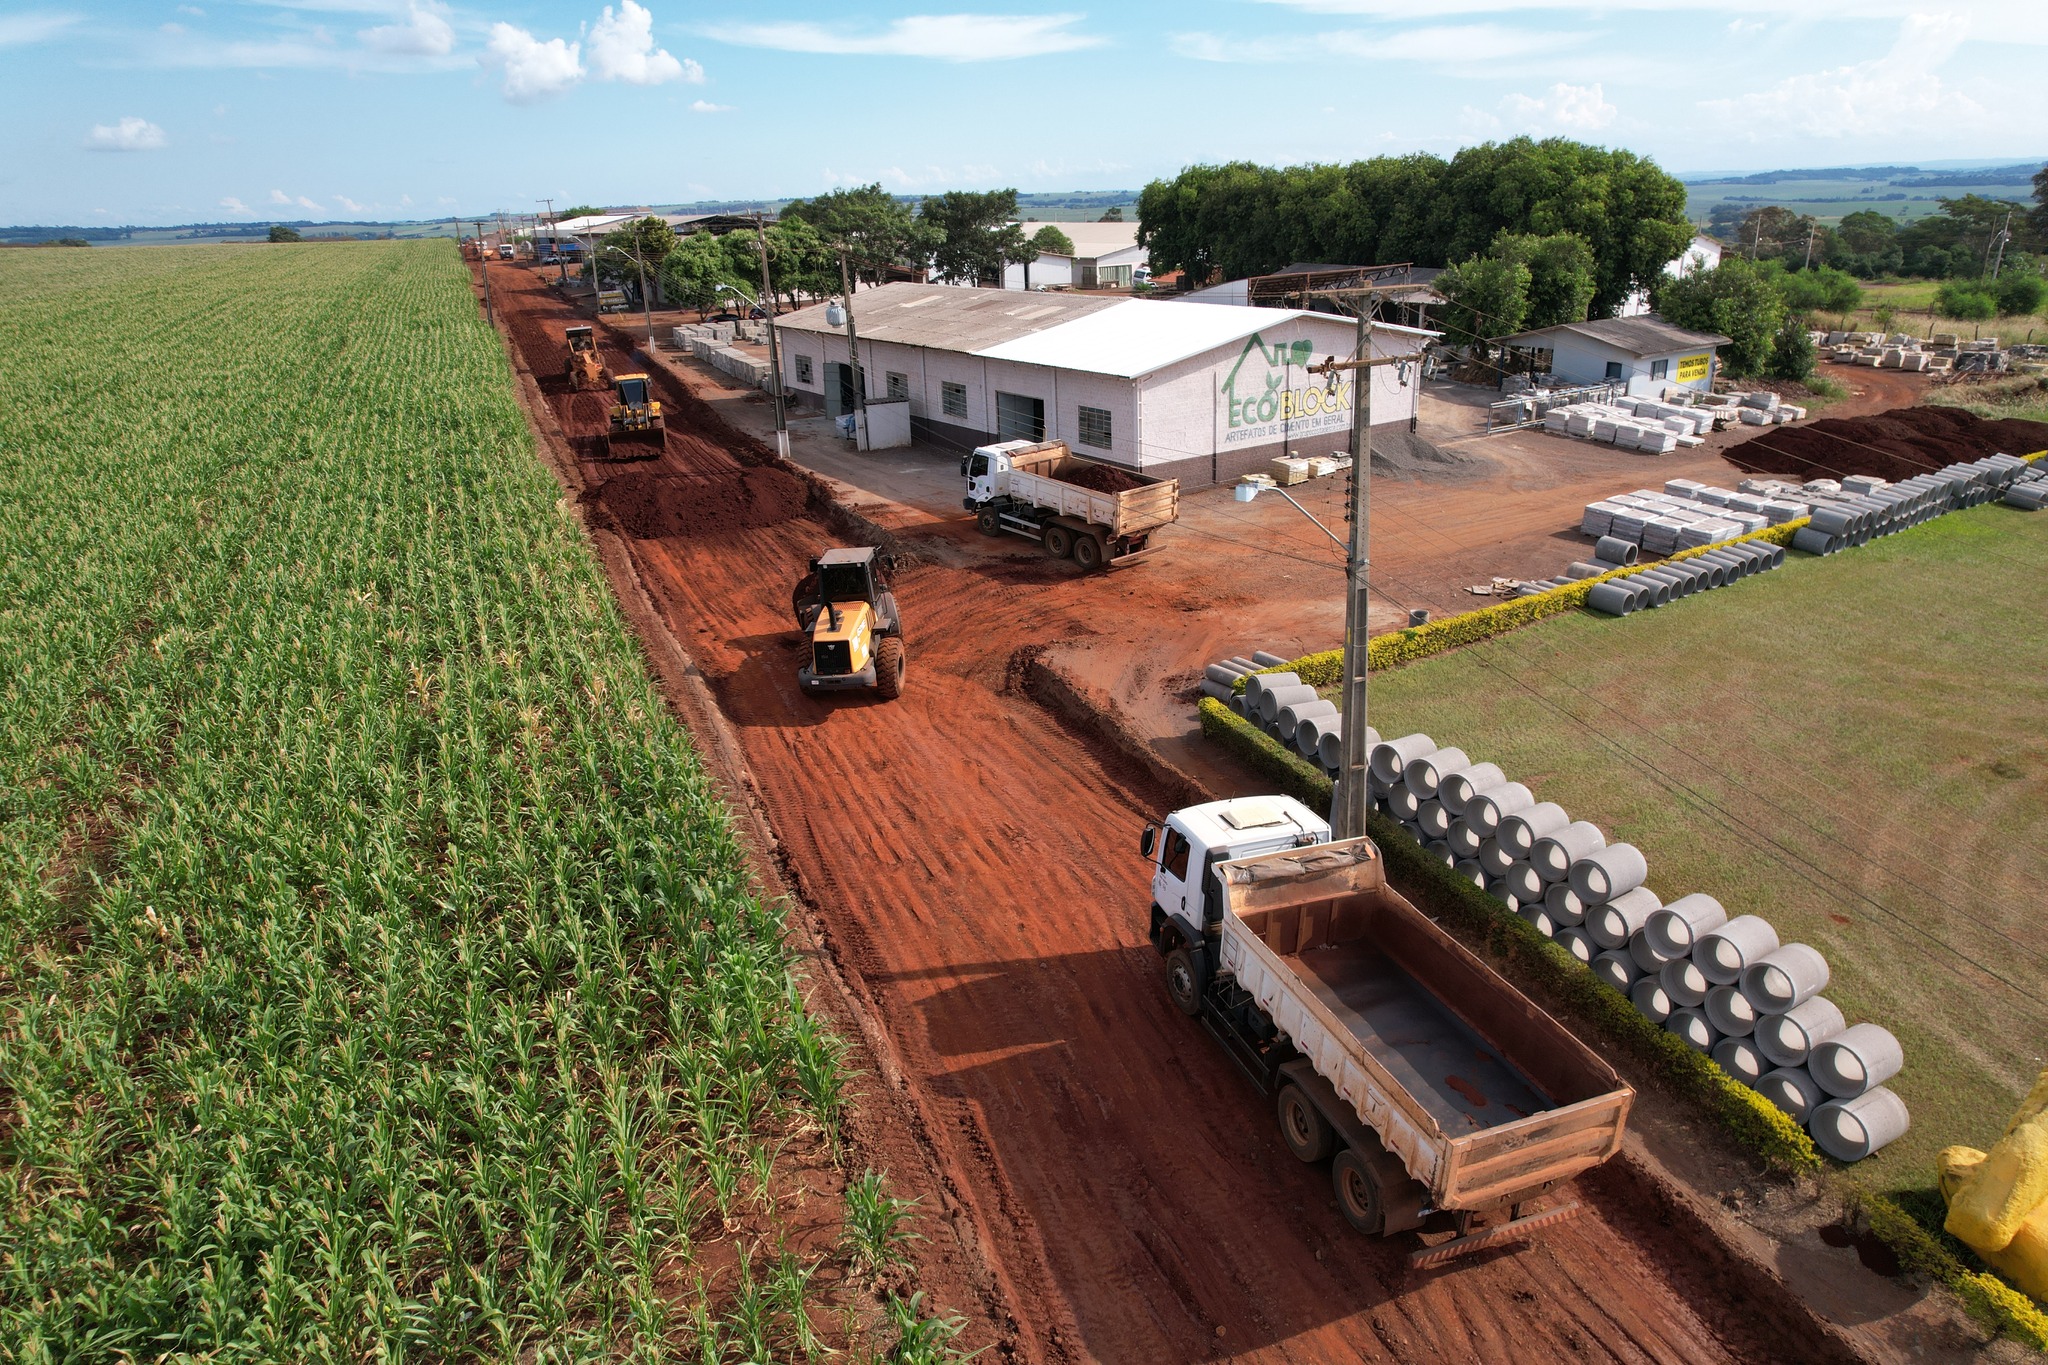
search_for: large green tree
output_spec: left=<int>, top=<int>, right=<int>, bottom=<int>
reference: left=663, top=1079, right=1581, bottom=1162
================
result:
left=658, top=231, right=743, bottom=315
left=1652, top=257, right=1787, bottom=377
left=596, top=216, right=678, bottom=290
left=1015, top=225, right=1074, bottom=291
left=1492, top=231, right=1597, bottom=330
left=1436, top=255, right=1529, bottom=355
left=918, top=188, right=1028, bottom=286
left=777, top=184, right=929, bottom=285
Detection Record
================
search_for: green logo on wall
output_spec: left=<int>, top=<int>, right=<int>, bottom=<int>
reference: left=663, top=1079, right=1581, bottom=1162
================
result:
left=1221, top=333, right=1349, bottom=441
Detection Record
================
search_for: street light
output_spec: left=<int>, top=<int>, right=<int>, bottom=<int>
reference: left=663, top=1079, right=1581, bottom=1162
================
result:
left=718, top=281, right=788, bottom=458
left=1232, top=480, right=1347, bottom=551
left=598, top=243, right=658, bottom=356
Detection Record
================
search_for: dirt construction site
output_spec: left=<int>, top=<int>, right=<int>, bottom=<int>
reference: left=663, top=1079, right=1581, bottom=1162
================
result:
left=483, top=262, right=2012, bottom=1364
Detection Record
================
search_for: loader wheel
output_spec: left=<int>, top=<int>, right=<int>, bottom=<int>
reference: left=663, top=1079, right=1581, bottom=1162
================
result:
left=1278, top=1084, right=1336, bottom=1164
left=1332, top=1148, right=1388, bottom=1235
left=976, top=508, right=1002, bottom=537
left=1072, top=533, right=1105, bottom=573
left=875, top=637, right=906, bottom=700
left=1043, top=524, right=1073, bottom=559
left=1164, top=946, right=1205, bottom=1017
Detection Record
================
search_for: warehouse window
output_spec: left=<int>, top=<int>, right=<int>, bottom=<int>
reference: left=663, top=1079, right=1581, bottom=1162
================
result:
left=795, top=354, right=814, bottom=385
left=886, top=371, right=909, bottom=400
left=941, top=381, right=967, bottom=419
left=1651, top=359, right=1670, bottom=380
left=1077, top=405, right=1113, bottom=450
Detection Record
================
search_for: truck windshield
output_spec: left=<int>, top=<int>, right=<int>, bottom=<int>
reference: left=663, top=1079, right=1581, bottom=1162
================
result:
left=968, top=454, right=989, bottom=478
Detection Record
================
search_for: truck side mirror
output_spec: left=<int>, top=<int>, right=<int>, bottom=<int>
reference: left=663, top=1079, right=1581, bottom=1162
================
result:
left=1140, top=824, right=1159, bottom=859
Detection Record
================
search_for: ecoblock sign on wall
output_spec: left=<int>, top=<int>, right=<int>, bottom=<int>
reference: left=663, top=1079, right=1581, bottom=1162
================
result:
left=1220, top=333, right=1351, bottom=447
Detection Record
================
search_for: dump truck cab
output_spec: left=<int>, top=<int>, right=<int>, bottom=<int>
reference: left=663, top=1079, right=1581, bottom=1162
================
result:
left=1143, top=797, right=1330, bottom=965
left=794, top=547, right=905, bottom=698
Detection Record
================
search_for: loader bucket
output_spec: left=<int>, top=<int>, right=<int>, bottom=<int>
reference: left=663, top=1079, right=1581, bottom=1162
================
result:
left=598, top=425, right=664, bottom=460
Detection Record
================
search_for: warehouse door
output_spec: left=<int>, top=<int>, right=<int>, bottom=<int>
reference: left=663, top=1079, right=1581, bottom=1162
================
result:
left=995, top=391, right=1045, bottom=442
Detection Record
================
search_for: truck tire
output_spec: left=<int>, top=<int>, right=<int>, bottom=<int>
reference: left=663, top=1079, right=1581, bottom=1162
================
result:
left=1163, top=946, right=1205, bottom=1017
left=1277, top=1084, right=1336, bottom=1164
left=976, top=508, right=1002, bottom=537
left=1043, top=524, right=1073, bottom=559
left=875, top=637, right=906, bottom=700
left=1072, top=533, right=1105, bottom=572
left=1331, top=1148, right=1388, bottom=1235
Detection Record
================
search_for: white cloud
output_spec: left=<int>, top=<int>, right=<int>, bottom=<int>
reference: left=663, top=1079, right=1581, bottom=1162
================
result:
left=220, top=196, right=252, bottom=214
left=1701, top=13, right=1982, bottom=136
left=690, top=99, right=733, bottom=113
left=1503, top=80, right=1615, bottom=131
left=1727, top=17, right=1766, bottom=35
left=179, top=4, right=204, bottom=14
left=0, top=12, right=79, bottom=46
left=482, top=21, right=584, bottom=101
left=1172, top=24, right=1572, bottom=65
left=297, top=195, right=322, bottom=210
left=358, top=3, right=452, bottom=56
left=588, top=0, right=694, bottom=83
left=161, top=22, right=186, bottom=35
left=269, top=188, right=291, bottom=204
left=335, top=194, right=366, bottom=212
left=708, top=13, right=1101, bottom=61
left=87, top=117, right=168, bottom=151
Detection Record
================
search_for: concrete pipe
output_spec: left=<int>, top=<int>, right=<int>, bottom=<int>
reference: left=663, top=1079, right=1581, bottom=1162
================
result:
left=1586, top=581, right=1638, bottom=616
left=1428, top=840, right=1456, bottom=867
left=1593, top=951, right=1640, bottom=994
left=1695, top=550, right=1748, bottom=581
left=1228, top=695, right=1246, bottom=716
left=1505, top=861, right=1546, bottom=904
left=1740, top=943, right=1830, bottom=1014
left=1441, top=763, right=1506, bottom=816
left=1588, top=885, right=1661, bottom=950
left=1498, top=803, right=1570, bottom=859
left=1259, top=684, right=1318, bottom=724
left=1712, top=1036, right=1768, bottom=1087
left=1454, top=858, right=1486, bottom=889
left=1755, top=997, right=1846, bottom=1070
left=1712, top=547, right=1760, bottom=575
left=1809, top=1023, right=1904, bottom=1099
left=1631, top=975, right=1674, bottom=1024
left=1628, top=926, right=1675, bottom=976
left=1553, top=927, right=1596, bottom=964
left=1286, top=701, right=1339, bottom=753
left=1386, top=786, right=1421, bottom=823
left=1532, top=821, right=1606, bottom=882
left=1645, top=893, right=1727, bottom=959
left=1809, top=505, right=1856, bottom=537
left=1518, top=903, right=1559, bottom=938
left=1544, top=881, right=1587, bottom=927
left=1757, top=1067, right=1827, bottom=1125
left=1296, top=713, right=1337, bottom=759
left=1204, top=662, right=1249, bottom=687
left=1250, top=651, right=1290, bottom=667
left=1416, top=800, right=1453, bottom=840
left=1811, top=1088, right=1911, bottom=1163
left=1594, top=535, right=1639, bottom=566
left=1225, top=657, right=1259, bottom=671
left=1200, top=678, right=1241, bottom=704
left=1705, top=984, right=1759, bottom=1038
left=1403, top=746, right=1472, bottom=800
left=1485, top=877, right=1518, bottom=911
left=1566, top=561, right=1609, bottom=580
left=1633, top=576, right=1673, bottom=608
left=1570, top=842, right=1649, bottom=904
left=1665, top=1007, right=1718, bottom=1054
left=1636, top=568, right=1690, bottom=600
left=1243, top=671, right=1297, bottom=712
left=1447, top=819, right=1486, bottom=859
left=1371, top=733, right=1436, bottom=785
left=1467, top=782, right=1534, bottom=837
left=1478, top=838, right=1519, bottom=879
left=1660, top=956, right=1711, bottom=1009
left=1791, top=527, right=1837, bottom=556
left=1694, top=914, right=1780, bottom=986
left=1688, top=559, right=1727, bottom=589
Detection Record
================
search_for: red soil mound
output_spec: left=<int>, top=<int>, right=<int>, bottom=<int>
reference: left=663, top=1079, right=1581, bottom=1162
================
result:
left=1726, top=405, right=2048, bottom=485
left=1058, top=462, right=1145, bottom=494
left=585, top=465, right=811, bottom=539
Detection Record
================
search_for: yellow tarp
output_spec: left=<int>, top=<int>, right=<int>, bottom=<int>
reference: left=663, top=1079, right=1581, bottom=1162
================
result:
left=1940, top=1068, right=2048, bottom=1303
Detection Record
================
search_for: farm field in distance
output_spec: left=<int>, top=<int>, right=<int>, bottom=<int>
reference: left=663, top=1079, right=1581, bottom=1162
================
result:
left=1337, top=504, right=2048, bottom=1201
left=0, top=242, right=869, bottom=1358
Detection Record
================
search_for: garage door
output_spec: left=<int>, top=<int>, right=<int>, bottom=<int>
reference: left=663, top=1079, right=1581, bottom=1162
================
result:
left=995, top=391, right=1045, bottom=443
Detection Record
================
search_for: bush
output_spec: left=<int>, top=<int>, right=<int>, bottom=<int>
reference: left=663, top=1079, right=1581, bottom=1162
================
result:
left=267, top=225, right=302, bottom=243
left=1995, top=271, right=2046, bottom=318
left=1936, top=280, right=1998, bottom=321
left=1654, top=257, right=1786, bottom=377
left=1767, top=314, right=1817, bottom=381
left=1774, top=264, right=1862, bottom=315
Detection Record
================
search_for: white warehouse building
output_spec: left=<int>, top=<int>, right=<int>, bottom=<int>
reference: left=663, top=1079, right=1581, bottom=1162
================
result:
left=772, top=283, right=1434, bottom=488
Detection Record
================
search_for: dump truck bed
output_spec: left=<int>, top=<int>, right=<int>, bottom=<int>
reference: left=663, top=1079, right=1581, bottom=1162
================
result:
left=1217, top=839, right=1631, bottom=1211
left=998, top=443, right=1178, bottom=538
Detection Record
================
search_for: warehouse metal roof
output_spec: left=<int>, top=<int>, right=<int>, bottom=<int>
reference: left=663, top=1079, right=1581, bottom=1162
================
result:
left=1503, top=315, right=1732, bottom=355
left=775, top=282, right=1436, bottom=380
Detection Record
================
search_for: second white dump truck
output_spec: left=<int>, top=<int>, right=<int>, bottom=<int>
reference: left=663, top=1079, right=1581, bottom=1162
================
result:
left=961, top=439, right=1178, bottom=571
left=1141, top=796, right=1634, bottom=1266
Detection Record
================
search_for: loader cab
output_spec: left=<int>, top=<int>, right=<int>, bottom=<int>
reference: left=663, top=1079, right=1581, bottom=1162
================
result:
left=615, top=375, right=651, bottom=408
left=1141, top=796, right=1330, bottom=952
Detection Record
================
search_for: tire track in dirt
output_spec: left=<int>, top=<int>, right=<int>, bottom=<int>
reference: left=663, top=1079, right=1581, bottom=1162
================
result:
left=494, top=268, right=1775, bottom=1365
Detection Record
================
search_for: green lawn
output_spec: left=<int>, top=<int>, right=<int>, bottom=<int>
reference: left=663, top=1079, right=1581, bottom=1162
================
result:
left=1344, top=505, right=2048, bottom=1197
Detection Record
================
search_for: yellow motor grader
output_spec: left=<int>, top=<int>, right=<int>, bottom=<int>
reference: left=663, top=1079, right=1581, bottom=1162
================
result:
left=563, top=325, right=609, bottom=391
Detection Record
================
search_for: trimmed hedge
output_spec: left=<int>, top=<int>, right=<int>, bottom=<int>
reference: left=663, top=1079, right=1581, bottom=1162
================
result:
left=1856, top=1193, right=2048, bottom=1349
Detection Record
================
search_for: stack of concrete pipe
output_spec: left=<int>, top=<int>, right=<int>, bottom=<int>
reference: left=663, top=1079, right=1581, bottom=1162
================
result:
left=1200, top=650, right=1292, bottom=708
left=1365, top=728, right=1907, bottom=1162
left=1783, top=454, right=2034, bottom=555
left=1583, top=539, right=1787, bottom=616
left=1210, top=656, right=1384, bottom=779
left=2001, top=464, right=2048, bottom=510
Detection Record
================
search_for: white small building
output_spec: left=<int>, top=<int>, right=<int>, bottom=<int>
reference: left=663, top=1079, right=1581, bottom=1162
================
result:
left=772, top=282, right=1434, bottom=487
left=1500, top=316, right=1729, bottom=396
left=1001, top=221, right=1147, bottom=291
left=1618, top=233, right=1724, bottom=317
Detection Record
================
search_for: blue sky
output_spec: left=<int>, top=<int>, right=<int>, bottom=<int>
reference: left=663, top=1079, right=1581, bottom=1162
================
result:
left=2, top=1, right=2043, bottom=226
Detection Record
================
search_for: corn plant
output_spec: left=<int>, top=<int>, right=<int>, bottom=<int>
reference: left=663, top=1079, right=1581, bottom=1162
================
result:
left=841, top=1171, right=921, bottom=1282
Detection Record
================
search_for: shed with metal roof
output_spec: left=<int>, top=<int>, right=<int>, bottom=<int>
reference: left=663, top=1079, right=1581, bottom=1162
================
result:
left=1501, top=316, right=1731, bottom=395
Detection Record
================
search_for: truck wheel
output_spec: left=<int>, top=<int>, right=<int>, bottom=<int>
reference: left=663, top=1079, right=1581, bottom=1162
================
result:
left=1072, top=533, right=1105, bottom=572
left=1332, top=1148, right=1388, bottom=1235
left=875, top=637, right=906, bottom=699
left=1277, top=1085, right=1336, bottom=1164
left=1043, top=524, right=1073, bottom=559
left=1163, top=946, right=1205, bottom=1017
left=976, top=508, right=1002, bottom=536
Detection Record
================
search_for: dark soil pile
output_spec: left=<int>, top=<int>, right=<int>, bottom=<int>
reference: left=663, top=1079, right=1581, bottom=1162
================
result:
left=1058, top=462, right=1145, bottom=494
left=585, top=465, right=811, bottom=539
left=1369, top=429, right=1495, bottom=482
left=1726, top=405, right=2048, bottom=485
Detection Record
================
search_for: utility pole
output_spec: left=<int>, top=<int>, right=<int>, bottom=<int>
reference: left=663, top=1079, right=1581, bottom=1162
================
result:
left=837, top=250, right=867, bottom=424
left=541, top=198, right=567, bottom=286
left=1991, top=210, right=2014, bottom=280
left=1803, top=223, right=1816, bottom=271
left=474, top=219, right=492, bottom=324
left=757, top=211, right=789, bottom=459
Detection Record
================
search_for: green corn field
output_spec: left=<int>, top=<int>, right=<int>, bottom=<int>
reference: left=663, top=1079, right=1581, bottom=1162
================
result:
left=0, top=242, right=939, bottom=1361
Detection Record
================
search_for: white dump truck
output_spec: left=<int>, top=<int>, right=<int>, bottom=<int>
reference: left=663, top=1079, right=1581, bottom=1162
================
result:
left=1141, top=796, right=1635, bottom=1266
left=961, top=439, right=1178, bottom=571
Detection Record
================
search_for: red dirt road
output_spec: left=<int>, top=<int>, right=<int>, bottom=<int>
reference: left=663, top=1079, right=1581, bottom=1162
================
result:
left=492, top=267, right=1796, bottom=1365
